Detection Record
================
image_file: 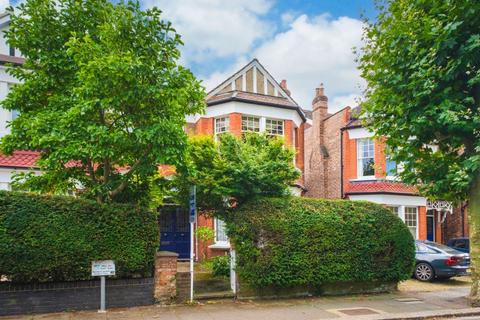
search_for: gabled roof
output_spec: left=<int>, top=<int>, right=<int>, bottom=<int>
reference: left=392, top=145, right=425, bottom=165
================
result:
left=206, top=59, right=306, bottom=121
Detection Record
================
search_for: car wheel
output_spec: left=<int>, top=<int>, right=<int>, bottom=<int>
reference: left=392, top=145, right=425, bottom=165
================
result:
left=415, top=263, right=434, bottom=282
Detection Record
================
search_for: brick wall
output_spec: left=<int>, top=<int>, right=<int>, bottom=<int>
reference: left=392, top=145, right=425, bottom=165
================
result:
left=154, top=251, right=178, bottom=302
left=295, top=123, right=305, bottom=184
left=229, top=113, right=242, bottom=137
left=323, top=109, right=349, bottom=199
left=0, top=278, right=154, bottom=316
left=418, top=206, right=427, bottom=240
left=374, top=138, right=387, bottom=178
left=444, top=205, right=469, bottom=241
left=284, top=120, right=293, bottom=146
left=304, top=125, right=325, bottom=197
left=176, top=272, right=191, bottom=302
left=342, top=130, right=357, bottom=196
left=195, top=117, right=214, bottom=135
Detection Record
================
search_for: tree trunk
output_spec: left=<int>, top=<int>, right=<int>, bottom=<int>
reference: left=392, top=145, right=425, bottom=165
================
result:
left=469, top=173, right=480, bottom=306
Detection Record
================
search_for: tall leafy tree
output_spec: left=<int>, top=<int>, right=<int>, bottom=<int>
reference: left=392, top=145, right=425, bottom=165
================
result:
left=359, top=0, right=480, bottom=304
left=2, top=0, right=205, bottom=203
left=170, top=134, right=300, bottom=212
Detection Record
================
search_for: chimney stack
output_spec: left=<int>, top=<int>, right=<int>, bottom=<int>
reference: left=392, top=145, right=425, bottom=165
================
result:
left=280, top=79, right=291, bottom=96
left=312, top=83, right=328, bottom=142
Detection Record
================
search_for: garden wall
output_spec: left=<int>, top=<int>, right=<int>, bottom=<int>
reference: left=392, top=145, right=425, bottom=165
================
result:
left=0, top=251, right=184, bottom=316
left=0, top=278, right=154, bottom=316
left=237, top=281, right=397, bottom=300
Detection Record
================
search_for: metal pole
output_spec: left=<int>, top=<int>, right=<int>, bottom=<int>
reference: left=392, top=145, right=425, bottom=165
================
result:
left=190, top=221, right=194, bottom=302
left=230, top=249, right=236, bottom=295
left=99, top=276, right=106, bottom=313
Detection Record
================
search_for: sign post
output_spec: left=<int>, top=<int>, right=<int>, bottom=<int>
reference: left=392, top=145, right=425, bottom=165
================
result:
left=189, top=186, right=196, bottom=303
left=91, top=260, right=115, bottom=313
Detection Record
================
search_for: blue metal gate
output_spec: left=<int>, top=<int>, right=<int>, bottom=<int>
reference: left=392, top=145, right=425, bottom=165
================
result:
left=159, top=206, right=190, bottom=259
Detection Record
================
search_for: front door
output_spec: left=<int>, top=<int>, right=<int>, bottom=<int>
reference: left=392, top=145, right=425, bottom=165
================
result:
left=426, top=210, right=435, bottom=241
left=159, top=206, right=190, bottom=259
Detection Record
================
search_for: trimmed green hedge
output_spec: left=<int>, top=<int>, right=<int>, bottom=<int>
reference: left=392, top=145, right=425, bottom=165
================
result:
left=0, top=191, right=159, bottom=283
left=227, top=197, right=415, bottom=288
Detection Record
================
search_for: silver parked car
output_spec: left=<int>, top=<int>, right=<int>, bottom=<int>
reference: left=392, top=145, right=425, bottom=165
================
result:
left=414, top=240, right=470, bottom=282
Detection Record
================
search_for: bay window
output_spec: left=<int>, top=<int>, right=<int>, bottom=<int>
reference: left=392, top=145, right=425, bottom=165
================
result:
left=241, top=116, right=260, bottom=133
left=265, top=119, right=284, bottom=136
left=215, top=117, right=229, bottom=135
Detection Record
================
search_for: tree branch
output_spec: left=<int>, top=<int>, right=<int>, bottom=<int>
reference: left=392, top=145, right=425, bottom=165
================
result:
left=107, top=144, right=153, bottom=199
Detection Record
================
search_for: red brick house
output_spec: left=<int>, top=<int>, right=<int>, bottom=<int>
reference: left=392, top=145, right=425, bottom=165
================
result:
left=160, top=59, right=308, bottom=260
left=304, top=87, right=468, bottom=243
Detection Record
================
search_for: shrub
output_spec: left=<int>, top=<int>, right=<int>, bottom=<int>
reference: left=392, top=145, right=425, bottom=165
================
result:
left=0, top=191, right=159, bottom=283
left=226, top=197, right=415, bottom=288
left=212, top=255, right=230, bottom=278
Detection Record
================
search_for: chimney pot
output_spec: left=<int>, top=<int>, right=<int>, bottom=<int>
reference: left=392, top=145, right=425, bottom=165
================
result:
left=312, top=82, right=328, bottom=111
left=315, top=83, right=325, bottom=97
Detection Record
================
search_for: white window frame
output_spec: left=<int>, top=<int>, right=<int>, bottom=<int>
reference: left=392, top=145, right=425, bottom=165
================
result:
left=386, top=205, right=419, bottom=239
left=404, top=206, right=419, bottom=239
left=213, top=218, right=229, bottom=246
left=241, top=115, right=260, bottom=133
left=214, top=116, right=230, bottom=136
left=386, top=206, right=400, bottom=216
left=265, top=118, right=284, bottom=137
left=357, top=138, right=375, bottom=179
left=385, top=156, right=397, bottom=179
left=241, top=115, right=287, bottom=137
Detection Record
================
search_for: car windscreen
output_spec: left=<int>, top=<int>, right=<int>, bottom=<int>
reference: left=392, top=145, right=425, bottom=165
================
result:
left=425, top=241, right=461, bottom=254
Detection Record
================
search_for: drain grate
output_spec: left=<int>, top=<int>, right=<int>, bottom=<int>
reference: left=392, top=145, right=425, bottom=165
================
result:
left=337, top=308, right=380, bottom=316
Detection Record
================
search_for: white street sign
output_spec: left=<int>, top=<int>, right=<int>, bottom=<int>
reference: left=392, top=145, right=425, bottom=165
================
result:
left=91, top=260, right=116, bottom=277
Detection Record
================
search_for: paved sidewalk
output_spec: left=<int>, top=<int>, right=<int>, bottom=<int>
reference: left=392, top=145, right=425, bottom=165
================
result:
left=2, top=281, right=479, bottom=320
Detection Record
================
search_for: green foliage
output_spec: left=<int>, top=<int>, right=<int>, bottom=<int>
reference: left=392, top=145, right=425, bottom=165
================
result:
left=196, top=226, right=215, bottom=243
left=172, top=133, right=300, bottom=210
left=0, top=191, right=159, bottom=283
left=212, top=255, right=230, bottom=278
left=359, top=0, right=480, bottom=202
left=227, top=197, right=415, bottom=288
left=2, top=0, right=205, bottom=204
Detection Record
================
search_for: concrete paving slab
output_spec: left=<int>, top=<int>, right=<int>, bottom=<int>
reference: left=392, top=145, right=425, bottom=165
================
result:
left=1, top=283, right=478, bottom=320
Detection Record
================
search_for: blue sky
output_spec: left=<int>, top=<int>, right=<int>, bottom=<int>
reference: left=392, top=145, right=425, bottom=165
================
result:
left=141, top=0, right=377, bottom=111
left=6, top=0, right=377, bottom=111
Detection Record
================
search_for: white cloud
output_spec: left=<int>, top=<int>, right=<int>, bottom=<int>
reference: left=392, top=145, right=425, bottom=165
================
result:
left=280, top=11, right=298, bottom=26
left=253, top=14, right=365, bottom=111
left=204, top=14, right=365, bottom=112
left=0, top=0, right=9, bottom=12
left=330, top=93, right=361, bottom=113
left=143, top=0, right=274, bottom=63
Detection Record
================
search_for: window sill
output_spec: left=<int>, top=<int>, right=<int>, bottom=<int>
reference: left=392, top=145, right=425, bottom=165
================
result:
left=208, top=243, right=230, bottom=250
left=385, top=176, right=399, bottom=181
left=350, top=177, right=377, bottom=182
